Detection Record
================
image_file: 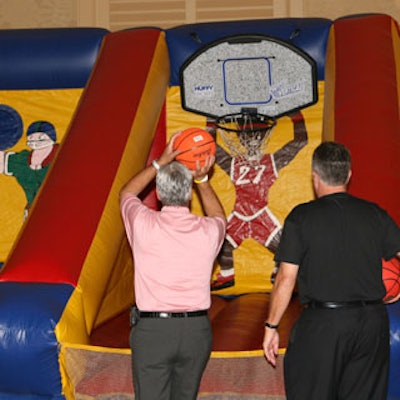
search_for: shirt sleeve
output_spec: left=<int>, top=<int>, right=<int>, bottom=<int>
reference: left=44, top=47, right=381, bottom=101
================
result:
left=120, top=192, right=143, bottom=245
left=274, top=207, right=304, bottom=265
left=203, top=215, right=227, bottom=257
left=213, top=216, right=227, bottom=250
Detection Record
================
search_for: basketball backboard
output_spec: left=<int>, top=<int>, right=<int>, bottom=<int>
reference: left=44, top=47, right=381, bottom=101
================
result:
left=180, top=34, right=318, bottom=119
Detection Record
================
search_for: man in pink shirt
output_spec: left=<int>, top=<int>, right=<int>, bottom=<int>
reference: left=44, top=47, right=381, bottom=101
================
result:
left=120, top=132, right=226, bottom=400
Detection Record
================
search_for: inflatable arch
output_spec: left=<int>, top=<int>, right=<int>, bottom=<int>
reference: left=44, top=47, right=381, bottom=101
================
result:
left=0, top=14, right=399, bottom=400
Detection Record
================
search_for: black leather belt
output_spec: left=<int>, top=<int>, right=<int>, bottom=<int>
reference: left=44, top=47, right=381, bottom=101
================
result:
left=139, top=310, right=208, bottom=318
left=306, top=300, right=382, bottom=309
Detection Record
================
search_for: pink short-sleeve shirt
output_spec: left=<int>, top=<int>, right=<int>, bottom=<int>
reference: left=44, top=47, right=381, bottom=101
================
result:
left=120, top=193, right=226, bottom=312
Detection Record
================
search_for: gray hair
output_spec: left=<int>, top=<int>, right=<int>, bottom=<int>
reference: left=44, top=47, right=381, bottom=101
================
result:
left=156, top=161, right=193, bottom=206
left=312, top=141, right=351, bottom=185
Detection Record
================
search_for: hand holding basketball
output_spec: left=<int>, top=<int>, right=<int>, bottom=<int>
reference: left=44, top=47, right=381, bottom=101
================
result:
left=173, top=128, right=216, bottom=170
left=156, top=132, right=182, bottom=167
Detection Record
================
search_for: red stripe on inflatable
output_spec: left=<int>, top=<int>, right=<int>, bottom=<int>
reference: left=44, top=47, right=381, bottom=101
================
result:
left=142, top=103, right=166, bottom=210
left=1, top=29, right=164, bottom=283
left=331, top=15, right=400, bottom=223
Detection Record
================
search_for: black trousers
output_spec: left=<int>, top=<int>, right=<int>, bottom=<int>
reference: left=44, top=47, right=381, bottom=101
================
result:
left=284, top=304, right=390, bottom=400
left=130, top=315, right=212, bottom=400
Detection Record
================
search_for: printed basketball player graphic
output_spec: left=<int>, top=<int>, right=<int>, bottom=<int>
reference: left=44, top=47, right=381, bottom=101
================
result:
left=207, top=111, right=308, bottom=290
left=180, top=34, right=318, bottom=291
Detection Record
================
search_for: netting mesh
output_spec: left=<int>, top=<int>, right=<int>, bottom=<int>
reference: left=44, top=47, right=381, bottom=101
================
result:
left=215, top=113, right=276, bottom=166
left=63, top=345, right=286, bottom=399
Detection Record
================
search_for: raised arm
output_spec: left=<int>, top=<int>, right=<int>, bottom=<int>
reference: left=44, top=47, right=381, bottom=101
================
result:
left=193, top=155, right=226, bottom=220
left=274, top=111, right=308, bottom=171
left=206, top=123, right=232, bottom=174
left=120, top=134, right=179, bottom=197
left=195, top=180, right=226, bottom=220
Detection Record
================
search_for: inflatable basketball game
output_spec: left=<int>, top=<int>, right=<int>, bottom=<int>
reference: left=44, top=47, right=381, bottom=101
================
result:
left=0, top=13, right=399, bottom=400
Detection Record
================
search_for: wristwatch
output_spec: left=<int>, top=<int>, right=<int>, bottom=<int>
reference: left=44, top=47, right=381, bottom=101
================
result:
left=264, top=321, right=279, bottom=329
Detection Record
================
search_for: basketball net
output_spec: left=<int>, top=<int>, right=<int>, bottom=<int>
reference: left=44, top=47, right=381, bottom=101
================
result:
left=215, top=112, right=276, bottom=166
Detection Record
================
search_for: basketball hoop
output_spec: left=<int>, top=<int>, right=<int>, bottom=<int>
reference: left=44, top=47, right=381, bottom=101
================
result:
left=215, top=111, right=276, bottom=166
left=180, top=34, right=318, bottom=166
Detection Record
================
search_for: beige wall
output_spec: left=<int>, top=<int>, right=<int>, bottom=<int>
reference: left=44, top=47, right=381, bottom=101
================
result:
left=0, top=0, right=77, bottom=28
left=304, top=0, right=400, bottom=23
left=0, top=0, right=399, bottom=30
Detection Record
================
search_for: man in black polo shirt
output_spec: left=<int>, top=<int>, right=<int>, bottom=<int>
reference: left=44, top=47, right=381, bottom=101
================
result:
left=263, top=141, right=400, bottom=400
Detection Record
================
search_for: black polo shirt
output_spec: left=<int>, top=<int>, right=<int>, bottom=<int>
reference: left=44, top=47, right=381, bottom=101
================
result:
left=275, top=192, right=400, bottom=304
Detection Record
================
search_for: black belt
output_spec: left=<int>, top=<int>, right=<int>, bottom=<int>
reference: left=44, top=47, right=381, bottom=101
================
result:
left=306, top=300, right=382, bottom=309
left=139, top=310, right=208, bottom=318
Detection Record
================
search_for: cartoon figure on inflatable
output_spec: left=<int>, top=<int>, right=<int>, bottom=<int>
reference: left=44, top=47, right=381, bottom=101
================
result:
left=0, top=119, right=59, bottom=218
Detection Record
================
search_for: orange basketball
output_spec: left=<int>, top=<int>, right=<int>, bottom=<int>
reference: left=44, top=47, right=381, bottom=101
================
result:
left=173, top=128, right=216, bottom=170
left=382, top=258, right=400, bottom=302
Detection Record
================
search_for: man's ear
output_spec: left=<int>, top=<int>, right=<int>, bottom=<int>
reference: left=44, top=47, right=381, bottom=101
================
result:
left=312, top=171, right=320, bottom=196
left=312, top=171, right=319, bottom=185
left=346, top=170, right=352, bottom=184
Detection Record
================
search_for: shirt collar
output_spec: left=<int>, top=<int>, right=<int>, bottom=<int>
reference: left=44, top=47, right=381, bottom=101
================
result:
left=161, top=205, right=190, bottom=214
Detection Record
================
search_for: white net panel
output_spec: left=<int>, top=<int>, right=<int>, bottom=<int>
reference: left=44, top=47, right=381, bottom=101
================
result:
left=63, top=345, right=286, bottom=399
left=215, top=113, right=276, bottom=167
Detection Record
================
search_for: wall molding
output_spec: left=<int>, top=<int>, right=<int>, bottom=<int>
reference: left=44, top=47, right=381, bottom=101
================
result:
left=76, top=0, right=305, bottom=31
left=77, top=0, right=109, bottom=29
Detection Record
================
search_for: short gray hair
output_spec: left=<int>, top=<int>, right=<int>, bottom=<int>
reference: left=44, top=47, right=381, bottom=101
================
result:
left=312, top=141, right=351, bottom=185
left=156, top=161, right=193, bottom=206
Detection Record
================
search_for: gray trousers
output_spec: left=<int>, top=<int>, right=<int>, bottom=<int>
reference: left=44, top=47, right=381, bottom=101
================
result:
left=130, top=315, right=212, bottom=400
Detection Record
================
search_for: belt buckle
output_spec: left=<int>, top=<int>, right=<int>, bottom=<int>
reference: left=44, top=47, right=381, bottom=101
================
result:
left=159, top=312, right=169, bottom=318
